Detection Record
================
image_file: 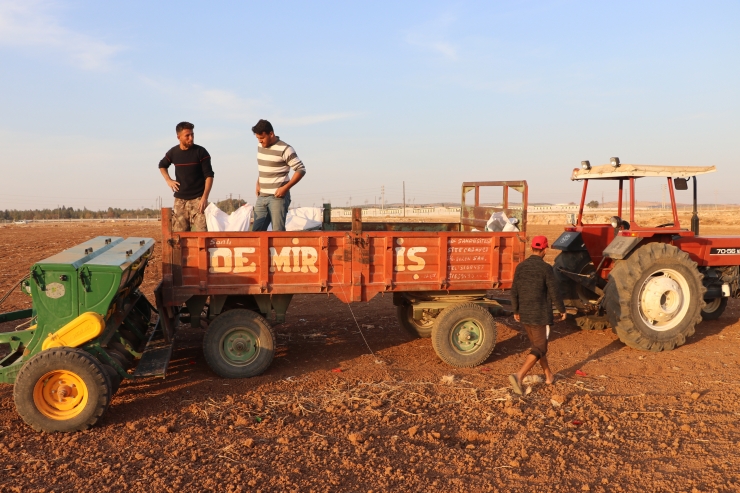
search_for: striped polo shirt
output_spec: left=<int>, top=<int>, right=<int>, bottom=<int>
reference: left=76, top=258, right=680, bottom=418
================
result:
left=257, top=138, right=306, bottom=195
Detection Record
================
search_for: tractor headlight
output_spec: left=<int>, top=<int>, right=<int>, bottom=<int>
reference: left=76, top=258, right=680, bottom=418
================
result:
left=610, top=216, right=621, bottom=228
left=610, top=157, right=620, bottom=167
left=581, top=160, right=591, bottom=170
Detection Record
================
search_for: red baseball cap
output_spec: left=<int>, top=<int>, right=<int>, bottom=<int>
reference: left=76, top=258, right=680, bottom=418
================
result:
left=531, top=236, right=549, bottom=249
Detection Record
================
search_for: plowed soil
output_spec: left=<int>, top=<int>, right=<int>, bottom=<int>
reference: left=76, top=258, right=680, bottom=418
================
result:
left=1, top=222, right=739, bottom=493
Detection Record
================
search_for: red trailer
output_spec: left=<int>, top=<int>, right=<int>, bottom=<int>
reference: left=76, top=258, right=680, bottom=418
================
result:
left=155, top=181, right=528, bottom=377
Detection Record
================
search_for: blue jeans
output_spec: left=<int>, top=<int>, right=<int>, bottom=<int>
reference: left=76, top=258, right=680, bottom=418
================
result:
left=252, top=191, right=291, bottom=231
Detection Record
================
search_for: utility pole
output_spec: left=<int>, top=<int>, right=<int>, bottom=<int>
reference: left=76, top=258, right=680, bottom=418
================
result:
left=661, top=184, right=666, bottom=210
left=381, top=186, right=385, bottom=210
left=403, top=181, right=406, bottom=217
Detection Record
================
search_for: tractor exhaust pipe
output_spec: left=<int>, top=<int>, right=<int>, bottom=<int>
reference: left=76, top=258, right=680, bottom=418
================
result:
left=691, top=176, right=699, bottom=236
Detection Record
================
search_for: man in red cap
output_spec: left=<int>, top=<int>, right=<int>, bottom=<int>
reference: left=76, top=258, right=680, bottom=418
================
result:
left=509, top=235, right=567, bottom=395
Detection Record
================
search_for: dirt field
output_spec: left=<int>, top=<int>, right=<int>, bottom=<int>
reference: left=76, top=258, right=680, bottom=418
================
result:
left=1, top=221, right=739, bottom=492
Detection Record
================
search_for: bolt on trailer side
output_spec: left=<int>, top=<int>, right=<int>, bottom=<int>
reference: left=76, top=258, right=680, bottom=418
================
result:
left=159, top=181, right=528, bottom=375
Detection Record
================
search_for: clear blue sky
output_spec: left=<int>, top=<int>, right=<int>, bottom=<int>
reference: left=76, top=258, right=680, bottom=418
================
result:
left=1, top=1, right=738, bottom=210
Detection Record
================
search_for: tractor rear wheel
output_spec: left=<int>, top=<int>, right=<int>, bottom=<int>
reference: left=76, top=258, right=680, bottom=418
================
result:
left=605, top=243, right=704, bottom=351
left=553, top=251, right=599, bottom=312
left=701, top=297, right=727, bottom=320
left=396, top=305, right=438, bottom=338
left=203, top=309, right=275, bottom=378
left=431, top=303, right=497, bottom=368
left=14, top=348, right=112, bottom=432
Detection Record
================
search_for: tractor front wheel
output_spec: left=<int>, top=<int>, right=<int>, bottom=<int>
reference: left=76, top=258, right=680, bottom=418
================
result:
left=553, top=251, right=599, bottom=312
left=203, top=309, right=275, bottom=378
left=14, top=348, right=112, bottom=432
left=431, top=303, right=497, bottom=368
left=701, top=297, right=727, bottom=320
left=605, top=243, right=704, bottom=351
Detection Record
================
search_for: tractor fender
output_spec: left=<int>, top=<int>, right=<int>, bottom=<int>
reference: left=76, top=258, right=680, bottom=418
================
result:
left=552, top=232, right=587, bottom=251
left=603, top=236, right=643, bottom=260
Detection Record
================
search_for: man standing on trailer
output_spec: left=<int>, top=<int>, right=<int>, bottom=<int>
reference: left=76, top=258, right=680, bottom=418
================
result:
left=158, top=121, right=214, bottom=232
left=509, top=236, right=567, bottom=395
left=251, top=119, right=306, bottom=231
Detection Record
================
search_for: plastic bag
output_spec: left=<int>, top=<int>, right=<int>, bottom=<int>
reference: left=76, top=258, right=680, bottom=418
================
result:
left=486, top=211, right=519, bottom=232
left=205, top=203, right=253, bottom=232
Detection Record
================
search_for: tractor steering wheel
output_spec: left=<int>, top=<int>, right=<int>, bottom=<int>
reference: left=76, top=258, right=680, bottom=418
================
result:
left=656, top=222, right=674, bottom=228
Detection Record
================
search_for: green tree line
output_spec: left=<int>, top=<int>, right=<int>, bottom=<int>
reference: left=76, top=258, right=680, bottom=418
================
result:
left=1, top=199, right=246, bottom=221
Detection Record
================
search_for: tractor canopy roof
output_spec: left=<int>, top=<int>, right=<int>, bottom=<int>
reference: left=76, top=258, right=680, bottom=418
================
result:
left=571, top=164, right=716, bottom=181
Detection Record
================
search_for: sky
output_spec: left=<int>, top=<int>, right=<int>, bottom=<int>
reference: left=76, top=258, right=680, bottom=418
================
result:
left=1, top=0, right=739, bottom=211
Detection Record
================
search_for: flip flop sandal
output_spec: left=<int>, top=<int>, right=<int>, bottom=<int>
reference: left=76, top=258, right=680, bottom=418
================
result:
left=509, top=374, right=524, bottom=395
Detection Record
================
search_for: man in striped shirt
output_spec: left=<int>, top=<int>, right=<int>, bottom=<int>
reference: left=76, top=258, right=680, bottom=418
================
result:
left=251, top=119, right=306, bottom=231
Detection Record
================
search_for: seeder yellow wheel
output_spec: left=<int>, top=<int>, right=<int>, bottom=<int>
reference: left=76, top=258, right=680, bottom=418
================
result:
left=33, top=370, right=89, bottom=420
left=14, top=347, right=112, bottom=432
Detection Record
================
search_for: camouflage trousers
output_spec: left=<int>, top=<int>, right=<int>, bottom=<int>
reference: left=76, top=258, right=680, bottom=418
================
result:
left=172, top=197, right=206, bottom=232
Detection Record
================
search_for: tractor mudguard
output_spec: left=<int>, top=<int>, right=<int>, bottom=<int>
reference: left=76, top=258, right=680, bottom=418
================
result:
left=603, top=236, right=642, bottom=260
left=552, top=232, right=587, bottom=251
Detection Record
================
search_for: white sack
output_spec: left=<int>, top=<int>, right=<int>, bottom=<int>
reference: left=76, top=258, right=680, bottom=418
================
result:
left=285, top=207, right=323, bottom=231
left=205, top=203, right=253, bottom=232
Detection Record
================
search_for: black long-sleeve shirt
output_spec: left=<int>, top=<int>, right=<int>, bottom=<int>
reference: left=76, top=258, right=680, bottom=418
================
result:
left=158, top=144, right=214, bottom=200
left=511, top=254, right=566, bottom=325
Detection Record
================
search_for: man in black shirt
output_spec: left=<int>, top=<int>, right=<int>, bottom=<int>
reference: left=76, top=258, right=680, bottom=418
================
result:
left=509, top=235, right=567, bottom=395
left=158, top=122, right=214, bottom=231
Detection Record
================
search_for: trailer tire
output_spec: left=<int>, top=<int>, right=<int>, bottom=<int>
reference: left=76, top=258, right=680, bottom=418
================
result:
left=606, top=243, right=704, bottom=351
left=701, top=297, right=727, bottom=320
left=431, top=303, right=497, bottom=368
left=396, top=305, right=437, bottom=338
left=553, top=251, right=599, bottom=311
left=14, top=347, right=112, bottom=433
left=203, top=309, right=275, bottom=379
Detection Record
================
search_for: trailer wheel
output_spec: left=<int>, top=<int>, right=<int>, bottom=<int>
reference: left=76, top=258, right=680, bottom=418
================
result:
left=431, top=303, right=497, bottom=368
left=553, top=251, right=599, bottom=311
left=701, top=297, right=727, bottom=320
left=606, top=243, right=704, bottom=351
left=14, top=347, right=112, bottom=433
left=203, top=309, right=275, bottom=378
left=396, top=305, right=438, bottom=338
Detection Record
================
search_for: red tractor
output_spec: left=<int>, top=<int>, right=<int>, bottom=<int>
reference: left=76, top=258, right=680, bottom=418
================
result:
left=552, top=158, right=739, bottom=351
